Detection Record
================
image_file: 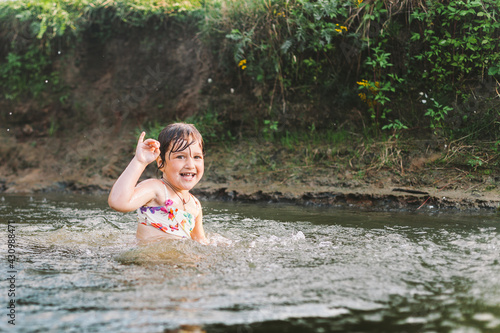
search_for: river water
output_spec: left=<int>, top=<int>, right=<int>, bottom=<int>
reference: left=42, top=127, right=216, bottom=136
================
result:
left=1, top=194, right=499, bottom=332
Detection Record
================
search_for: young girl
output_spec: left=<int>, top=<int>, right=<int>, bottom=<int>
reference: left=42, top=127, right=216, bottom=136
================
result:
left=108, top=123, right=208, bottom=244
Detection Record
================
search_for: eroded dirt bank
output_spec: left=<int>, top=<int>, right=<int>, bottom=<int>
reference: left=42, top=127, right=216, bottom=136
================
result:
left=2, top=131, right=500, bottom=212
left=193, top=183, right=500, bottom=212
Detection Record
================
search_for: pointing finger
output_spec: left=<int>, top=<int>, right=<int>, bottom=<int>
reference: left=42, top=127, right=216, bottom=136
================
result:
left=138, top=131, right=146, bottom=145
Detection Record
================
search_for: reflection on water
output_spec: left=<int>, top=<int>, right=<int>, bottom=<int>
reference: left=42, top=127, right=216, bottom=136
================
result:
left=0, top=194, right=499, bottom=332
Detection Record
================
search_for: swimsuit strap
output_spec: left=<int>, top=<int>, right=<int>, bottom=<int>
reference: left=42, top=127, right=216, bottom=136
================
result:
left=162, top=183, right=169, bottom=204
left=190, top=193, right=199, bottom=207
left=162, top=181, right=198, bottom=209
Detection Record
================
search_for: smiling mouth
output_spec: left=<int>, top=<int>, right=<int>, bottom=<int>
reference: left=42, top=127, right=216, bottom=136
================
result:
left=180, top=172, right=196, bottom=178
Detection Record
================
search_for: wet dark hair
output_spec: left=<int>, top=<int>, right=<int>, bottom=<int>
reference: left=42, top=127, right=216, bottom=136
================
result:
left=157, top=123, right=204, bottom=169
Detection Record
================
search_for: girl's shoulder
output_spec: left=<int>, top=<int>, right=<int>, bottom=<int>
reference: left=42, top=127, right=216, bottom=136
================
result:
left=137, top=178, right=164, bottom=189
left=136, top=178, right=166, bottom=205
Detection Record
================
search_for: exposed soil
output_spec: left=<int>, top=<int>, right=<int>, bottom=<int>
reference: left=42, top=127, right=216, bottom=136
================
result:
left=193, top=143, right=500, bottom=212
left=1, top=129, right=500, bottom=213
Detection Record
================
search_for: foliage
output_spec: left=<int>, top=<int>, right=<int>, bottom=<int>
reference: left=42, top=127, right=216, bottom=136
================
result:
left=410, top=0, right=500, bottom=96
left=135, top=120, right=164, bottom=143
left=0, top=44, right=51, bottom=100
left=357, top=44, right=407, bottom=132
left=381, top=119, right=408, bottom=139
left=202, top=0, right=351, bottom=114
left=201, top=0, right=500, bottom=140
left=0, top=0, right=203, bottom=100
left=261, top=119, right=279, bottom=141
left=183, top=109, right=232, bottom=143
left=424, top=99, right=453, bottom=132
left=409, top=0, right=500, bottom=137
left=2, top=0, right=500, bottom=144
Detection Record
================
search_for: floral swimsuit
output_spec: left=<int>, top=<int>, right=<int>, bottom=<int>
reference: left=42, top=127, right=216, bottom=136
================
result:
left=137, top=185, right=197, bottom=238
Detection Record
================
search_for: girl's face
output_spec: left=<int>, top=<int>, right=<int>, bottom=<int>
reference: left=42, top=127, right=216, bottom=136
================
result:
left=159, top=139, right=204, bottom=191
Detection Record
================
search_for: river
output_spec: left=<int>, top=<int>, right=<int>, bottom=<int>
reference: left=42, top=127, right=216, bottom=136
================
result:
left=1, top=194, right=499, bottom=332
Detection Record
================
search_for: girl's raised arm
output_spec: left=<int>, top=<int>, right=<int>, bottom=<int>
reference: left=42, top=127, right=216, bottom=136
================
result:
left=108, top=132, right=160, bottom=212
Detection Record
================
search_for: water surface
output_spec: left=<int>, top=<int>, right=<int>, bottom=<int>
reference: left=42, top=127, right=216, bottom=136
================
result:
left=1, top=194, right=499, bottom=332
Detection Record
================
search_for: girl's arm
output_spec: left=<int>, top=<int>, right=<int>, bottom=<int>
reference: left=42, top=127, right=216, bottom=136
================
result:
left=191, top=208, right=208, bottom=245
left=108, top=132, right=160, bottom=212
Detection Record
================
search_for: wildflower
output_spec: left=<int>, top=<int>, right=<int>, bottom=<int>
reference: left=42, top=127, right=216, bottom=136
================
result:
left=357, top=80, right=378, bottom=108
left=238, top=59, right=247, bottom=70
left=274, top=9, right=285, bottom=17
left=357, top=79, right=370, bottom=87
left=357, top=79, right=379, bottom=92
left=335, top=24, right=348, bottom=33
left=356, top=0, right=363, bottom=7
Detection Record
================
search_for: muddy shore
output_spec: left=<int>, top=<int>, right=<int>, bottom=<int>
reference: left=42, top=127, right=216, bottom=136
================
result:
left=2, top=172, right=500, bottom=212
left=2, top=132, right=500, bottom=213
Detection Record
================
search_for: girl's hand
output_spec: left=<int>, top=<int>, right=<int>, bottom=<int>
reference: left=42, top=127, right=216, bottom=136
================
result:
left=134, top=131, right=160, bottom=165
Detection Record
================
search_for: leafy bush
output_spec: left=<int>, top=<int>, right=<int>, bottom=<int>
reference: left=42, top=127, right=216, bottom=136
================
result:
left=2, top=0, right=500, bottom=142
left=202, top=0, right=351, bottom=116
left=0, top=0, right=203, bottom=100
left=410, top=0, right=500, bottom=95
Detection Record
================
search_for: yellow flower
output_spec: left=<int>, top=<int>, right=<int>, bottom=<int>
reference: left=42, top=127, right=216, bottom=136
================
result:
left=238, top=59, right=247, bottom=67
left=357, top=79, right=370, bottom=87
left=335, top=24, right=346, bottom=33
left=241, top=65, right=247, bottom=70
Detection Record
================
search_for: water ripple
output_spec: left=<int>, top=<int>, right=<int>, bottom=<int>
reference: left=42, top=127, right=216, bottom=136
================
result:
left=1, top=195, right=499, bottom=332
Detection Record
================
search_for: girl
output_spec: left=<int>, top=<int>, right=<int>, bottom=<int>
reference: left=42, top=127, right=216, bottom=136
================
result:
left=108, top=123, right=208, bottom=244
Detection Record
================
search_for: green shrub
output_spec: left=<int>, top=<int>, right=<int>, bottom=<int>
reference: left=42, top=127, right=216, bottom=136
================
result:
left=409, top=0, right=500, bottom=136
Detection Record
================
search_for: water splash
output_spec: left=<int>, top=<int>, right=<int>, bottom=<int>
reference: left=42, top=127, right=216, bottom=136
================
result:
left=1, top=195, right=499, bottom=332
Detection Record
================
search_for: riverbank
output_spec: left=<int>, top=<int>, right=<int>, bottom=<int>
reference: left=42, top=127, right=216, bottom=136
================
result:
left=2, top=0, right=500, bottom=212
left=2, top=130, right=500, bottom=212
